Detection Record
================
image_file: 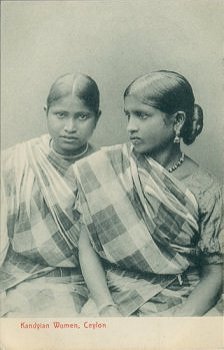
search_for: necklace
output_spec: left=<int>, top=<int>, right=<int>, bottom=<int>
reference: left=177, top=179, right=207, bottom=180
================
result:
left=49, top=139, right=89, bottom=159
left=168, top=152, right=185, bottom=173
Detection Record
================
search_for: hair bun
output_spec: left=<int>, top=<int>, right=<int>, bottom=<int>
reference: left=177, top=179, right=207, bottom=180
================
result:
left=182, top=104, right=203, bottom=145
left=192, top=104, right=203, bottom=136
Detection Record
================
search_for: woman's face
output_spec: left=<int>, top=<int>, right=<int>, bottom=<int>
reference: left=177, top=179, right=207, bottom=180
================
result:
left=46, top=94, right=99, bottom=156
left=124, top=94, right=175, bottom=155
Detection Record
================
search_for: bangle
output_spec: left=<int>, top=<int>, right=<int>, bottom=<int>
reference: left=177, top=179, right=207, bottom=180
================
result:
left=98, top=303, right=118, bottom=315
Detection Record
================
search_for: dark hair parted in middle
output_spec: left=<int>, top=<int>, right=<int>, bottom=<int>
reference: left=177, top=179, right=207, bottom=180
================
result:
left=46, top=73, right=100, bottom=115
left=124, top=70, right=203, bottom=145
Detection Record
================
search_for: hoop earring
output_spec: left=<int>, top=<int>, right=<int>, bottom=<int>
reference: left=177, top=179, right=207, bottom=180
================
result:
left=174, top=132, right=180, bottom=144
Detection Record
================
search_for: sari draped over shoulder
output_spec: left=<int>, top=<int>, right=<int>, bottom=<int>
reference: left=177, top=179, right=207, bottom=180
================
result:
left=0, top=135, right=94, bottom=317
left=74, top=143, right=223, bottom=316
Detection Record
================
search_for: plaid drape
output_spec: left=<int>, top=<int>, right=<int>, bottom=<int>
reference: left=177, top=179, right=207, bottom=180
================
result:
left=0, top=135, right=93, bottom=316
left=74, top=144, right=206, bottom=316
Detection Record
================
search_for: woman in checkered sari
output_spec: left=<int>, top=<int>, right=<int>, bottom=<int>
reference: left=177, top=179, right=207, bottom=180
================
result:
left=0, top=73, right=101, bottom=317
left=76, top=71, right=223, bottom=317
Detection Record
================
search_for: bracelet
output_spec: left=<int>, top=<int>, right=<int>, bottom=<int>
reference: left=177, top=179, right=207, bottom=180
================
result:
left=98, top=303, right=118, bottom=315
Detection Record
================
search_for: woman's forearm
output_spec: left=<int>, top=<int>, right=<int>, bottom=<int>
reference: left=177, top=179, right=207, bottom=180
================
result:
left=175, top=264, right=222, bottom=316
left=79, top=228, right=114, bottom=308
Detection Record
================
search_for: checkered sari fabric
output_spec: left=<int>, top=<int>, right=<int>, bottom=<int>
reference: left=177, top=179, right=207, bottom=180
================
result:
left=74, top=144, right=206, bottom=315
left=0, top=135, right=92, bottom=316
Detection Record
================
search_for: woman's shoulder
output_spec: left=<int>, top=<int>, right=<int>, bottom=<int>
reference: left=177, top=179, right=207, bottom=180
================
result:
left=186, top=166, right=221, bottom=190
left=2, top=135, right=48, bottom=171
left=101, top=143, right=127, bottom=154
left=2, top=134, right=48, bottom=154
left=2, top=143, right=20, bottom=172
left=76, top=143, right=127, bottom=163
left=181, top=155, right=221, bottom=190
left=2, top=142, right=19, bottom=156
left=183, top=164, right=223, bottom=211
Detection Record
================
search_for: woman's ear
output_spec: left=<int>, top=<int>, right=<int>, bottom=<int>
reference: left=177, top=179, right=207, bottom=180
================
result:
left=44, top=105, right=47, bottom=114
left=173, top=111, right=186, bottom=133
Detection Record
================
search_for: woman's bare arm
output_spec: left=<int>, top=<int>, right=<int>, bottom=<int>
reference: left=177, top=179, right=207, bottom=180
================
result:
left=79, top=228, right=122, bottom=316
left=174, top=263, right=222, bottom=316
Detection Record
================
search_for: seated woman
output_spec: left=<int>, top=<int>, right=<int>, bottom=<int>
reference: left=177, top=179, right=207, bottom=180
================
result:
left=0, top=73, right=101, bottom=317
left=75, top=70, right=223, bottom=317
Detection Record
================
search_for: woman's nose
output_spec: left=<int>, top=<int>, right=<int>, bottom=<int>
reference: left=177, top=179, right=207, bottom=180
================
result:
left=127, top=115, right=139, bottom=133
left=64, top=117, right=77, bottom=132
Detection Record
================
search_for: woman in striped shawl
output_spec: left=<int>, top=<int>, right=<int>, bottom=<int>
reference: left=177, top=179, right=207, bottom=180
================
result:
left=75, top=70, right=223, bottom=317
left=0, top=73, right=101, bottom=317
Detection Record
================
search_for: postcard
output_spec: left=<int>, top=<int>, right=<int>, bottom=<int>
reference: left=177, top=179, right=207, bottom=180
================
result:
left=1, top=1, right=223, bottom=349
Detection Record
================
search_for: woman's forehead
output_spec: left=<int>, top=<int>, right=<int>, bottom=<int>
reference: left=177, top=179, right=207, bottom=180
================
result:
left=124, top=94, right=156, bottom=110
left=49, top=94, right=90, bottom=110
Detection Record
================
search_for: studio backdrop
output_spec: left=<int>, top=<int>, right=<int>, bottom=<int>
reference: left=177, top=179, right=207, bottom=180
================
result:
left=1, top=0, right=223, bottom=180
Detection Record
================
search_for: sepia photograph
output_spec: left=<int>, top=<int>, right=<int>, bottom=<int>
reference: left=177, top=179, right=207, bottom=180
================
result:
left=1, top=0, right=223, bottom=349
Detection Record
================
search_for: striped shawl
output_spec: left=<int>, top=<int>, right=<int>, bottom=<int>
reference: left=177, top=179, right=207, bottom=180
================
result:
left=0, top=135, right=94, bottom=316
left=74, top=143, right=207, bottom=316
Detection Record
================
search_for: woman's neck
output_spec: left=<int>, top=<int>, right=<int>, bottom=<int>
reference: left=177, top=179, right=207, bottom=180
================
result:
left=147, top=144, right=182, bottom=170
left=50, top=139, right=89, bottom=159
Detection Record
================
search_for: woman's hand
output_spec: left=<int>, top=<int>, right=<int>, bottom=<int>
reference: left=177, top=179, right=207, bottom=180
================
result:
left=173, top=264, right=222, bottom=316
left=79, top=229, right=123, bottom=317
left=99, top=305, right=123, bottom=317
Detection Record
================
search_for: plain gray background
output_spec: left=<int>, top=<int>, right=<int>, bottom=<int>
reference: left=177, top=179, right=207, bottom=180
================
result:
left=1, top=0, right=224, bottom=180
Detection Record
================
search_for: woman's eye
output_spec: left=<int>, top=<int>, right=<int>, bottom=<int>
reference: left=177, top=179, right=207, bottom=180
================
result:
left=79, top=114, right=89, bottom=120
left=55, top=112, right=65, bottom=118
left=137, top=112, right=148, bottom=119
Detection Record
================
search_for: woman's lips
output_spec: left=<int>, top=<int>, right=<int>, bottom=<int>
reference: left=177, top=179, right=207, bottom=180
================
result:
left=130, top=136, right=142, bottom=144
left=60, top=136, right=79, bottom=143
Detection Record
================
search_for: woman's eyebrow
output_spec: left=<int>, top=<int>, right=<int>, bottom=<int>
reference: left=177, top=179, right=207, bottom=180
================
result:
left=52, top=108, right=67, bottom=112
left=75, top=111, right=91, bottom=114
